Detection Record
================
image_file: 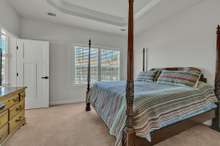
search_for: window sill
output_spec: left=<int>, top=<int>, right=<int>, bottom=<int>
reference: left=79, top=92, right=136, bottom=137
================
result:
left=72, top=84, right=87, bottom=87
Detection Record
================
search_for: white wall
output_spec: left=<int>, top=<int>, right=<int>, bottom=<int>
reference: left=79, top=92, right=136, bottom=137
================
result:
left=0, top=0, right=20, bottom=36
left=135, top=0, right=220, bottom=85
left=20, top=18, right=127, bottom=105
left=8, top=33, right=18, bottom=86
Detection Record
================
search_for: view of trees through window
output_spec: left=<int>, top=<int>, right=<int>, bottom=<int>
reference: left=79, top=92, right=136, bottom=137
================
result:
left=0, top=34, right=8, bottom=85
left=74, top=46, right=120, bottom=84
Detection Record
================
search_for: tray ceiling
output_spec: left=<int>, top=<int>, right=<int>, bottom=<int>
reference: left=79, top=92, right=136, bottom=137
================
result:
left=8, top=0, right=205, bottom=35
left=60, top=0, right=153, bottom=18
left=46, top=0, right=160, bottom=27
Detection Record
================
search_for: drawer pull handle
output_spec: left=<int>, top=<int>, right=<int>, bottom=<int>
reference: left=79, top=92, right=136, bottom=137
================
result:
left=15, top=116, right=23, bottom=122
left=12, top=98, right=19, bottom=102
left=15, top=106, right=22, bottom=111
left=15, top=119, right=21, bottom=122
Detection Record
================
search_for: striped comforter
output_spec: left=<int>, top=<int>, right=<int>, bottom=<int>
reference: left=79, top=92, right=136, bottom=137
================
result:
left=88, top=81, right=217, bottom=146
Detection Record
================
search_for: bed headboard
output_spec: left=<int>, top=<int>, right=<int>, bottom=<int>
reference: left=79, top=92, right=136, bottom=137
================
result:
left=151, top=67, right=207, bottom=83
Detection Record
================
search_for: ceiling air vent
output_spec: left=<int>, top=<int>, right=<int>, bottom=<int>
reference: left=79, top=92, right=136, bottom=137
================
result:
left=47, top=12, right=56, bottom=17
left=120, top=28, right=126, bottom=32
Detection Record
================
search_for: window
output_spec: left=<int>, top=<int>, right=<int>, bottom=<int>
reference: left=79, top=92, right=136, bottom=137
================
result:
left=74, top=46, right=120, bottom=84
left=0, top=34, right=8, bottom=85
left=100, top=49, right=120, bottom=81
left=74, top=47, right=98, bottom=84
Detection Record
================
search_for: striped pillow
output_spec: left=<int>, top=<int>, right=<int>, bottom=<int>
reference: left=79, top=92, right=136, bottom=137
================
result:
left=150, top=69, right=161, bottom=81
left=157, top=70, right=201, bottom=87
left=136, top=70, right=158, bottom=82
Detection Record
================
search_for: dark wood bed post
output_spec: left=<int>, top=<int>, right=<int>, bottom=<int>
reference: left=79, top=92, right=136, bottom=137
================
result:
left=213, top=25, right=220, bottom=130
left=86, top=39, right=91, bottom=112
left=143, top=48, right=145, bottom=72
left=122, top=0, right=136, bottom=146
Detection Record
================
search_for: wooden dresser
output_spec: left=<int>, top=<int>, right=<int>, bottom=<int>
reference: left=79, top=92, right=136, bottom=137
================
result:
left=0, top=87, right=26, bottom=144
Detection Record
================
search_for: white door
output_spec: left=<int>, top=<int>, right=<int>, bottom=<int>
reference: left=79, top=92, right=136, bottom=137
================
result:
left=16, top=39, right=49, bottom=109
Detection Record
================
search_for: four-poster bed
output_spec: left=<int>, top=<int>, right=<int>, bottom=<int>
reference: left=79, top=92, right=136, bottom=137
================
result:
left=143, top=48, right=146, bottom=72
left=85, top=0, right=220, bottom=146
left=213, top=25, right=220, bottom=131
left=85, top=39, right=92, bottom=112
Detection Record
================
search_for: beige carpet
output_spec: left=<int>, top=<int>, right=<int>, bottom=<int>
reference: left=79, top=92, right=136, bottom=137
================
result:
left=4, top=103, right=220, bottom=146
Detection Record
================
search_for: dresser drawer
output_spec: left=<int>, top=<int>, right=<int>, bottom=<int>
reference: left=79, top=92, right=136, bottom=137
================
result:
left=0, top=124, right=8, bottom=143
left=0, top=111, right=8, bottom=128
left=9, top=111, right=25, bottom=133
left=9, top=100, right=25, bottom=120
left=3, top=95, right=19, bottom=109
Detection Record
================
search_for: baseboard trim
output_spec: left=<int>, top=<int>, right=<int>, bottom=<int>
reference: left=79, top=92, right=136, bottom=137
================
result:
left=50, top=98, right=84, bottom=106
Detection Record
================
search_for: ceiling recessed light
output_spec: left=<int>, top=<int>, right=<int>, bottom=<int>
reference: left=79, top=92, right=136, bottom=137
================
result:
left=120, top=28, right=126, bottom=32
left=47, top=12, right=56, bottom=17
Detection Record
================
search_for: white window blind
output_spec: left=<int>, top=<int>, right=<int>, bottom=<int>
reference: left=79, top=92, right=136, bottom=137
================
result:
left=74, top=47, right=98, bottom=84
left=74, top=46, right=120, bottom=84
left=100, top=49, right=120, bottom=81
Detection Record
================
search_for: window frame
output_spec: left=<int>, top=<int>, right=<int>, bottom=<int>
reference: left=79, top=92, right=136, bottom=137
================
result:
left=0, top=33, right=9, bottom=86
left=73, top=46, right=121, bottom=85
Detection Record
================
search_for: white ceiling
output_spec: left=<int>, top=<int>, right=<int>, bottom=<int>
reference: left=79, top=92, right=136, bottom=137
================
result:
left=8, top=0, right=205, bottom=35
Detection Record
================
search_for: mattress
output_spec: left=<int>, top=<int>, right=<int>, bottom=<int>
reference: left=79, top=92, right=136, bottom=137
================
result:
left=88, top=81, right=217, bottom=146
